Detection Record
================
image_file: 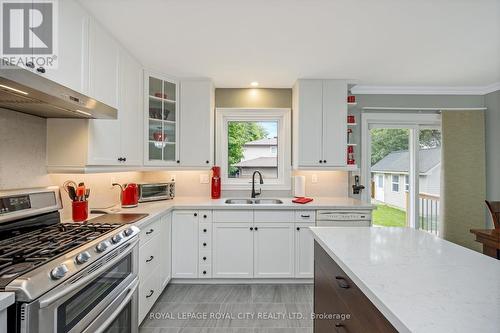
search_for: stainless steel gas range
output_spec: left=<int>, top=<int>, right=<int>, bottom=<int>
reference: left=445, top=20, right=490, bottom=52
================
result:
left=0, top=187, right=142, bottom=333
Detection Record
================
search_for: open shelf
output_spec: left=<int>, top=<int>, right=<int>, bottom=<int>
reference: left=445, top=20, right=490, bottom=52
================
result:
left=347, top=143, right=357, bottom=146
left=148, top=118, right=176, bottom=124
left=149, top=95, right=176, bottom=104
left=347, top=123, right=358, bottom=126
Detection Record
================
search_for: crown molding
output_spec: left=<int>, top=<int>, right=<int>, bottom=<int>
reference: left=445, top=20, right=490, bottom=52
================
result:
left=351, top=82, right=500, bottom=96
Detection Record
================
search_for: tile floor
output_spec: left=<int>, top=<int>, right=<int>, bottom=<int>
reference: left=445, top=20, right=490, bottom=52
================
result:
left=139, top=284, right=313, bottom=333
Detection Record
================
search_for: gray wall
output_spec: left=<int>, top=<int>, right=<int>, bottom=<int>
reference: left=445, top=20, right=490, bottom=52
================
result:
left=215, top=88, right=292, bottom=108
left=484, top=90, right=500, bottom=204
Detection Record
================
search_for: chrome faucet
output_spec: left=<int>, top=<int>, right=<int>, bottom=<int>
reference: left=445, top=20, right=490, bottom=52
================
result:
left=251, top=171, right=264, bottom=198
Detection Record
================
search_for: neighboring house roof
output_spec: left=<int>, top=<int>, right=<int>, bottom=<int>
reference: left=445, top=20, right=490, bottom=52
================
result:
left=233, top=157, right=277, bottom=167
left=244, top=137, right=277, bottom=146
left=371, top=148, right=440, bottom=174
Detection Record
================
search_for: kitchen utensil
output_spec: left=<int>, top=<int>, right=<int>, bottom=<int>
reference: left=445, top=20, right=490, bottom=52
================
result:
left=113, top=183, right=139, bottom=208
left=72, top=200, right=88, bottom=222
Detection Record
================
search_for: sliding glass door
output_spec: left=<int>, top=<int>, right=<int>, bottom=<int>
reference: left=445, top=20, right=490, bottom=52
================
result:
left=361, top=113, right=441, bottom=234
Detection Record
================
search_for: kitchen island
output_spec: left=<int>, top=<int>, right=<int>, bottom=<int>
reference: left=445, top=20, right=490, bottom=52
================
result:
left=310, top=227, right=500, bottom=333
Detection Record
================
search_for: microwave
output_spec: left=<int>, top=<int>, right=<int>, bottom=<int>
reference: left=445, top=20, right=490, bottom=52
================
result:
left=138, top=182, right=175, bottom=202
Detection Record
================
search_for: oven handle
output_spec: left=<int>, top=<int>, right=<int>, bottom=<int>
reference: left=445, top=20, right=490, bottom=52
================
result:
left=92, top=278, right=138, bottom=333
left=39, top=237, right=139, bottom=308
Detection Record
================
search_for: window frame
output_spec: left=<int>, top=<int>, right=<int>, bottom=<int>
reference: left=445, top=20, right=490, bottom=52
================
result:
left=392, top=174, right=400, bottom=192
left=405, top=174, right=410, bottom=191
left=215, top=108, right=291, bottom=190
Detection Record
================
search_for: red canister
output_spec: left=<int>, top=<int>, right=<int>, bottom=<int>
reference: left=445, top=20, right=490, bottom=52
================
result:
left=72, top=200, right=88, bottom=222
left=211, top=166, right=221, bottom=199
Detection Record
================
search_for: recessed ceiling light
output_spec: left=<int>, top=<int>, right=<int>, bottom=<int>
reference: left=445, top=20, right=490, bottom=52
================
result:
left=250, top=81, right=259, bottom=87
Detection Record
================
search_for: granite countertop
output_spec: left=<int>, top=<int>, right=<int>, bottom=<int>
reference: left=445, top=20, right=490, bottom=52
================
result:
left=309, top=227, right=500, bottom=333
left=84, top=196, right=374, bottom=228
left=0, top=292, right=14, bottom=311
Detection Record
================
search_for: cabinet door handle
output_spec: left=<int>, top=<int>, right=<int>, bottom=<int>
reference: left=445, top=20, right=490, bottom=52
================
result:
left=146, top=255, right=154, bottom=263
left=335, top=276, right=350, bottom=289
left=145, top=229, right=154, bottom=235
left=296, top=227, right=301, bottom=231
left=300, top=215, right=310, bottom=218
left=146, top=290, right=154, bottom=298
left=36, top=67, right=46, bottom=73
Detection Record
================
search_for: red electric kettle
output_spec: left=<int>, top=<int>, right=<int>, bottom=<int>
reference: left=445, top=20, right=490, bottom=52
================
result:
left=113, top=183, right=139, bottom=208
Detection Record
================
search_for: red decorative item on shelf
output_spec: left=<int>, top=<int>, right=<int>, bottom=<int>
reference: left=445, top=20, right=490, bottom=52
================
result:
left=72, top=200, right=88, bottom=222
left=154, top=92, right=168, bottom=99
left=347, top=115, right=356, bottom=123
left=347, top=95, right=356, bottom=103
left=347, top=146, right=356, bottom=165
left=211, top=166, right=221, bottom=199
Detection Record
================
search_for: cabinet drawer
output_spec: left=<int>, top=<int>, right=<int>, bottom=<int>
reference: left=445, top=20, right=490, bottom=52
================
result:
left=199, top=223, right=212, bottom=238
left=138, top=265, right=162, bottom=323
left=199, top=251, right=211, bottom=265
left=314, top=242, right=397, bottom=332
left=213, top=210, right=253, bottom=223
left=254, top=210, right=294, bottom=223
left=199, top=264, right=212, bottom=278
left=295, top=210, right=315, bottom=222
left=199, top=210, right=213, bottom=222
left=139, top=235, right=161, bottom=280
left=139, top=218, right=162, bottom=246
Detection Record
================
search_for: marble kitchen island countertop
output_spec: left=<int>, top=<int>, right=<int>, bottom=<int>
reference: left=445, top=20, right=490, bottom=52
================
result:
left=310, top=226, right=500, bottom=333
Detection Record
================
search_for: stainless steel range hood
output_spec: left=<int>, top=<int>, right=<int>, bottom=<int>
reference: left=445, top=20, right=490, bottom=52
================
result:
left=0, top=68, right=117, bottom=119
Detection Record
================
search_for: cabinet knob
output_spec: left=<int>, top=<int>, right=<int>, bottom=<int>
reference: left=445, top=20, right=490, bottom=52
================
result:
left=26, top=62, right=34, bottom=68
left=176, top=160, right=180, bottom=164
left=194, top=213, right=198, bottom=217
left=123, top=157, right=127, bottom=162
left=335, top=276, right=350, bottom=289
left=203, top=270, right=207, bottom=275
left=203, top=242, right=207, bottom=247
left=203, top=256, right=207, bottom=260
left=203, top=229, right=207, bottom=233
left=296, top=227, right=301, bottom=231
left=323, top=160, right=327, bottom=163
left=203, top=214, right=207, bottom=218
left=118, top=157, right=124, bottom=162
left=36, top=67, right=46, bottom=73
left=319, top=160, right=323, bottom=163
left=250, top=227, right=254, bottom=231
left=254, top=227, right=258, bottom=231
left=205, top=160, right=209, bottom=164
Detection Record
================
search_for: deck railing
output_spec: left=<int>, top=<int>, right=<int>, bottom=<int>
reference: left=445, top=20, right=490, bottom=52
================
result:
left=418, top=192, right=440, bottom=235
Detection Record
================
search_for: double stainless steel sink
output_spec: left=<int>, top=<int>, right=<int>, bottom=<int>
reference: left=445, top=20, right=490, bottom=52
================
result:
left=224, top=198, right=283, bottom=205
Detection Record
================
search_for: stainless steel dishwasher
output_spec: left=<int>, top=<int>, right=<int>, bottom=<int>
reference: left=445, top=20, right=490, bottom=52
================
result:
left=316, top=210, right=372, bottom=227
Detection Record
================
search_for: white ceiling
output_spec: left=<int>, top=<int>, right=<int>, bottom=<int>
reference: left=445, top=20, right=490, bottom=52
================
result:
left=80, top=0, right=500, bottom=89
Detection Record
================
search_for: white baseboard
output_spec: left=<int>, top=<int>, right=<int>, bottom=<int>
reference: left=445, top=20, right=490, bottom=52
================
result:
left=170, top=278, right=313, bottom=284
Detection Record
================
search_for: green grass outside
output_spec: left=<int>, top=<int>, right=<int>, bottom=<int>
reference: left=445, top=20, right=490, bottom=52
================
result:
left=373, top=204, right=406, bottom=227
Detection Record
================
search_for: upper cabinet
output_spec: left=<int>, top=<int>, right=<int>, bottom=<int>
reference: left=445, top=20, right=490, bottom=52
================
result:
left=292, top=79, right=348, bottom=169
left=144, top=72, right=179, bottom=165
left=179, top=79, right=215, bottom=167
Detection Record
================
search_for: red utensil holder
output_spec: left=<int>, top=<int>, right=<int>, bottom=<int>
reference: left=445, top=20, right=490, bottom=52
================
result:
left=72, top=201, right=88, bottom=222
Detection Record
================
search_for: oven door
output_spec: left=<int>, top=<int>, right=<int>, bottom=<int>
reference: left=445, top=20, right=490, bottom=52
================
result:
left=22, top=238, right=139, bottom=333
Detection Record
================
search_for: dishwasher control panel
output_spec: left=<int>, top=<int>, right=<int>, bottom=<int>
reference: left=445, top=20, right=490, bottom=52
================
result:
left=316, top=210, right=372, bottom=227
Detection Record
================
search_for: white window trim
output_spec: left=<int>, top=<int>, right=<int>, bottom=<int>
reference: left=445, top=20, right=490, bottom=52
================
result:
left=392, top=175, right=400, bottom=192
left=405, top=175, right=410, bottom=191
left=216, top=108, right=291, bottom=190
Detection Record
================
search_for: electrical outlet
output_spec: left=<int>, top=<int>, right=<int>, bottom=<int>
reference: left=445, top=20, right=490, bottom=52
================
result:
left=199, top=174, right=209, bottom=184
left=311, top=174, right=318, bottom=183
left=170, top=175, right=176, bottom=182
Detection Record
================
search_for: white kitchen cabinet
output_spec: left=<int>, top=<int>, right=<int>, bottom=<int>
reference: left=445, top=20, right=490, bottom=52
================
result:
left=47, top=46, right=143, bottom=170
left=159, top=213, right=172, bottom=287
left=253, top=223, right=295, bottom=278
left=292, top=79, right=348, bottom=168
left=171, top=211, right=199, bottom=278
left=144, top=72, right=179, bottom=165
left=212, top=223, right=254, bottom=278
left=294, top=223, right=314, bottom=278
left=179, top=79, right=215, bottom=167
left=42, top=0, right=88, bottom=93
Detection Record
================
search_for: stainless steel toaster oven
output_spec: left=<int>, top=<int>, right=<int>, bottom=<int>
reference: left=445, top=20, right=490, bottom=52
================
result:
left=138, top=182, right=175, bottom=202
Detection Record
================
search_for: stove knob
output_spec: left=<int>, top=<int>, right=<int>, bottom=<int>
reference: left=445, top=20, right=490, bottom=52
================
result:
left=50, top=264, right=69, bottom=280
left=111, top=233, right=123, bottom=244
left=123, top=227, right=134, bottom=237
left=96, top=241, right=110, bottom=253
left=75, top=251, right=91, bottom=264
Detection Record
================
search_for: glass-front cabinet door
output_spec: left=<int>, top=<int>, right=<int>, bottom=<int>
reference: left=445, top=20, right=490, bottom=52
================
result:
left=144, top=72, right=179, bottom=165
